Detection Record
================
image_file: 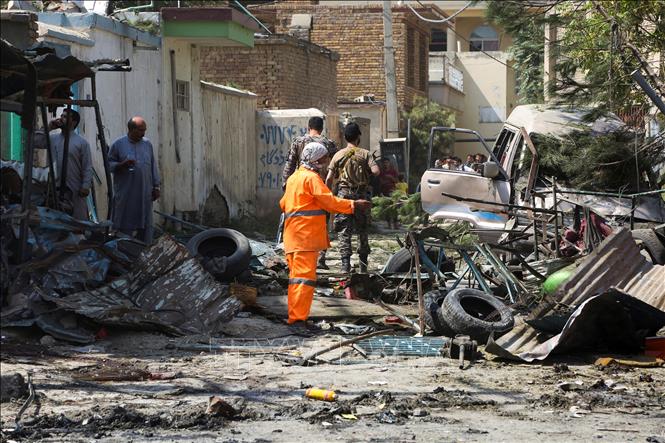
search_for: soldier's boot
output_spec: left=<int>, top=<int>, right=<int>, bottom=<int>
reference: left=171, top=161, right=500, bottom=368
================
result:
left=359, top=254, right=369, bottom=274
left=341, top=256, right=351, bottom=274
left=317, top=250, right=329, bottom=270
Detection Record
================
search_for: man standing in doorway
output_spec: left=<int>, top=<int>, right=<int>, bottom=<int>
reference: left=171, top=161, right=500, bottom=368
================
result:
left=326, top=122, right=380, bottom=273
left=282, top=116, right=338, bottom=269
left=46, top=109, right=92, bottom=220
left=109, top=116, right=160, bottom=243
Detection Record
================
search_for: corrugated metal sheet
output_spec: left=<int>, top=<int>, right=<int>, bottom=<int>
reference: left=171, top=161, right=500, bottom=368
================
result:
left=44, top=235, right=241, bottom=335
left=489, top=229, right=665, bottom=360
left=552, top=228, right=665, bottom=311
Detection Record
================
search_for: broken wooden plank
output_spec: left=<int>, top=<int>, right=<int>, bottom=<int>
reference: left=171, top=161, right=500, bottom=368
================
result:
left=256, top=296, right=418, bottom=319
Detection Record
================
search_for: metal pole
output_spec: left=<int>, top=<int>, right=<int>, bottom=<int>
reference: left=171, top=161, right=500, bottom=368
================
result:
left=91, top=74, right=114, bottom=219
left=58, top=105, right=72, bottom=200
left=406, top=117, right=411, bottom=188
left=409, top=233, right=426, bottom=336
left=40, top=104, right=59, bottom=210
left=552, top=177, right=561, bottom=257
left=630, top=196, right=635, bottom=230
left=382, top=1, right=399, bottom=138
left=634, top=131, right=640, bottom=193
left=531, top=195, right=539, bottom=261
left=169, top=49, right=181, bottom=163
left=18, top=114, right=36, bottom=262
left=631, top=69, right=665, bottom=115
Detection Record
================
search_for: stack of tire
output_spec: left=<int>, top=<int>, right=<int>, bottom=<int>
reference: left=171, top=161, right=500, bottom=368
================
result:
left=423, top=288, right=514, bottom=342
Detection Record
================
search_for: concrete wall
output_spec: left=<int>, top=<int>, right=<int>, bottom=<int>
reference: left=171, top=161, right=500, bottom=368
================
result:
left=452, top=16, right=512, bottom=52
left=337, top=103, right=387, bottom=156
left=160, top=38, right=204, bottom=215
left=200, top=82, right=257, bottom=222
left=1, top=10, right=38, bottom=49
left=255, top=108, right=325, bottom=220
left=446, top=51, right=514, bottom=157
left=37, top=25, right=162, bottom=220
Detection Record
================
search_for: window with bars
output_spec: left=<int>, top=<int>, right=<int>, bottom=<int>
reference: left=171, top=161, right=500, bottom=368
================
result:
left=429, top=29, right=447, bottom=52
left=175, top=80, right=190, bottom=111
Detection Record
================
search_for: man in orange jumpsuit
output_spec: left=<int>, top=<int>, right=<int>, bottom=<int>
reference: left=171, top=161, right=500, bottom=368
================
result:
left=280, top=142, right=371, bottom=325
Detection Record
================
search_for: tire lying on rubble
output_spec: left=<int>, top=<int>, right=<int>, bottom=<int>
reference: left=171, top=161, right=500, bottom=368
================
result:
left=440, top=288, right=514, bottom=342
left=186, top=228, right=252, bottom=281
left=383, top=248, right=455, bottom=274
left=631, top=229, right=665, bottom=265
left=423, top=290, right=455, bottom=336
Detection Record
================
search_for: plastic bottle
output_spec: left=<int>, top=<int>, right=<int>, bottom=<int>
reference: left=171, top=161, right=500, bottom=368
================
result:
left=305, top=388, right=337, bottom=402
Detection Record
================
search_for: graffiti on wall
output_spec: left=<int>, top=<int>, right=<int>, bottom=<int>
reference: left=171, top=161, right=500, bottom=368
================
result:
left=257, top=123, right=307, bottom=189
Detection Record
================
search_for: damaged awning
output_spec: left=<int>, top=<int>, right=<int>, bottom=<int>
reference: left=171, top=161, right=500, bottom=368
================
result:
left=1, top=38, right=93, bottom=102
left=486, top=228, right=665, bottom=361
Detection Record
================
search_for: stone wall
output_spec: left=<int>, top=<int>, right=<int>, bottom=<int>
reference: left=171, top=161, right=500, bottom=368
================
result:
left=200, top=34, right=339, bottom=112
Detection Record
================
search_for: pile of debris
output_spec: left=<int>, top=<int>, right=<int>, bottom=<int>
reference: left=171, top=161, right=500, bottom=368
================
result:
left=1, top=205, right=249, bottom=343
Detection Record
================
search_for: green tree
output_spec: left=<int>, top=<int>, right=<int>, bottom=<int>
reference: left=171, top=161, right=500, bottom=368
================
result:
left=486, top=0, right=665, bottom=114
left=403, top=96, right=455, bottom=189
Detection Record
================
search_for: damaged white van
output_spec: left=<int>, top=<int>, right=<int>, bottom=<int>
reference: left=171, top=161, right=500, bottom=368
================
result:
left=420, top=105, right=665, bottom=240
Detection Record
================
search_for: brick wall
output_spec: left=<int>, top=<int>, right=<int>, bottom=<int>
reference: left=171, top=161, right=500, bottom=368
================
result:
left=200, top=34, right=339, bottom=112
left=251, top=3, right=431, bottom=110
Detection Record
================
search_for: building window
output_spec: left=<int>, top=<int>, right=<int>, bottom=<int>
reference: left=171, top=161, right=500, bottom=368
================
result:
left=429, top=29, right=447, bottom=52
left=175, top=80, right=190, bottom=111
left=469, top=25, right=499, bottom=51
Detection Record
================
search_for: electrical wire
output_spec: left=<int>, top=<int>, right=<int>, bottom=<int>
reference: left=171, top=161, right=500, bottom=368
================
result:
left=405, top=1, right=472, bottom=24
left=412, top=0, right=513, bottom=70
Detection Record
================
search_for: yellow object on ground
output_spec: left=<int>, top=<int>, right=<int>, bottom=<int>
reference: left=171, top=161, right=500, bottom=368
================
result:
left=595, top=357, right=664, bottom=368
left=305, top=388, right=337, bottom=402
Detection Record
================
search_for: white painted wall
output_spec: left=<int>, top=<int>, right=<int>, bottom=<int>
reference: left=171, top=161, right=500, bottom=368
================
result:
left=255, top=108, right=326, bottom=220
left=38, top=26, right=161, bottom=220
left=160, top=38, right=202, bottom=215
left=201, top=82, right=257, bottom=220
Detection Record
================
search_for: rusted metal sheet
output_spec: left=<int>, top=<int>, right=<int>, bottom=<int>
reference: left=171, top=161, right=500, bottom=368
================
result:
left=531, top=228, right=664, bottom=313
left=487, top=228, right=665, bottom=361
left=44, top=235, right=241, bottom=335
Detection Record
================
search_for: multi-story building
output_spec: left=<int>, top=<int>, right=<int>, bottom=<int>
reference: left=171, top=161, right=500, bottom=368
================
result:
left=426, top=1, right=516, bottom=143
left=250, top=0, right=441, bottom=112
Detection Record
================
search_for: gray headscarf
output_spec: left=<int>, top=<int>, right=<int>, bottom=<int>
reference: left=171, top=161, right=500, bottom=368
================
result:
left=301, top=142, right=329, bottom=171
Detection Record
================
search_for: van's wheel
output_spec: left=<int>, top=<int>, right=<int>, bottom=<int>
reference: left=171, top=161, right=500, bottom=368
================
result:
left=423, top=290, right=454, bottom=336
left=440, top=288, right=514, bottom=342
left=187, top=228, right=252, bottom=280
left=631, top=229, right=665, bottom=265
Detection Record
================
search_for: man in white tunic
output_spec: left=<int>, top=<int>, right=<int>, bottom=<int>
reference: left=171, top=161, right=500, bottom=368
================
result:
left=38, top=109, right=92, bottom=220
left=109, top=116, right=160, bottom=243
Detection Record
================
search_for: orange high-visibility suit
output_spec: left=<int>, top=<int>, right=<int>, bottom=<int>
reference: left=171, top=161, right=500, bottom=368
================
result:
left=280, top=166, right=355, bottom=323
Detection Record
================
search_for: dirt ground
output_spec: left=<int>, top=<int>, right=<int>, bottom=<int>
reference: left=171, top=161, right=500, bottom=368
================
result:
left=2, top=231, right=664, bottom=442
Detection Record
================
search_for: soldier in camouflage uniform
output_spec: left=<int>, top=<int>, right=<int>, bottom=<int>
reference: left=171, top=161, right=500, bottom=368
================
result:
left=326, top=123, right=380, bottom=273
left=282, top=116, right=337, bottom=269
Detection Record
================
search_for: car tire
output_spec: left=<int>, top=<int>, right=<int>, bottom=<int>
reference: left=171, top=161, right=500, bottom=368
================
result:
left=631, top=229, right=665, bottom=265
left=187, top=228, right=252, bottom=280
left=423, top=290, right=455, bottom=336
left=440, top=288, right=514, bottom=342
left=383, top=247, right=455, bottom=274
